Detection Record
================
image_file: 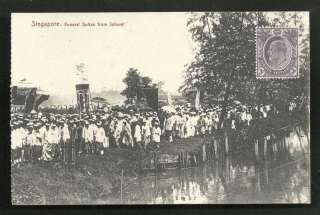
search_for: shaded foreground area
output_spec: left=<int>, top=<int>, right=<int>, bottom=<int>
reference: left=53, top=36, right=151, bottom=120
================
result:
left=11, top=137, right=204, bottom=205
left=11, top=125, right=309, bottom=204
left=11, top=149, right=142, bottom=205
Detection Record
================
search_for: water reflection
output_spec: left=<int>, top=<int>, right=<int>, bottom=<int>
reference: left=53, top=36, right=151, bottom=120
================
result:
left=119, top=126, right=310, bottom=204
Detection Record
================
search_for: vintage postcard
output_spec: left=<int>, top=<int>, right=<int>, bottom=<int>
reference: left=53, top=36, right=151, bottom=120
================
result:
left=11, top=12, right=310, bottom=205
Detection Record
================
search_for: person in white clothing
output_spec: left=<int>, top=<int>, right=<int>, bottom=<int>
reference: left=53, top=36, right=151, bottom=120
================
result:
left=23, top=124, right=35, bottom=162
left=61, top=122, right=70, bottom=161
left=82, top=121, right=90, bottom=154
left=96, top=121, right=108, bottom=154
left=88, top=120, right=98, bottom=153
left=40, top=123, right=50, bottom=160
left=142, top=120, right=151, bottom=150
left=11, top=123, right=21, bottom=164
left=42, top=124, right=59, bottom=161
left=114, top=119, right=123, bottom=148
left=32, top=123, right=43, bottom=162
left=134, top=121, right=142, bottom=149
left=121, top=120, right=133, bottom=148
left=151, top=122, right=161, bottom=148
left=165, top=113, right=175, bottom=142
left=185, top=116, right=193, bottom=138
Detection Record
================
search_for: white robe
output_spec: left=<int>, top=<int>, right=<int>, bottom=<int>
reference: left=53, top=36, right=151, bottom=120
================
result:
left=47, top=128, right=60, bottom=144
left=11, top=129, right=18, bottom=149
left=134, top=124, right=142, bottom=142
left=88, top=124, right=98, bottom=142
left=96, top=127, right=109, bottom=148
left=151, top=127, right=161, bottom=143
left=82, top=127, right=90, bottom=142
left=165, top=116, right=175, bottom=131
left=186, top=118, right=193, bottom=138
left=62, top=124, right=70, bottom=142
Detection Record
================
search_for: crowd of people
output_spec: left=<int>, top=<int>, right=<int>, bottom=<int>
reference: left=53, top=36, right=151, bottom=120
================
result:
left=11, top=110, right=161, bottom=165
left=11, top=101, right=297, bottom=165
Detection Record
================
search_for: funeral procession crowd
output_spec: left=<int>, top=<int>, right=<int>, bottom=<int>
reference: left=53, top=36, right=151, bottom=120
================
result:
left=10, top=101, right=299, bottom=165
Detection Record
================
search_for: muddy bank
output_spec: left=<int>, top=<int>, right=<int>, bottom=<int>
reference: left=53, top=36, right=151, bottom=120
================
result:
left=11, top=136, right=206, bottom=205
left=12, top=123, right=307, bottom=205
left=11, top=148, right=142, bottom=205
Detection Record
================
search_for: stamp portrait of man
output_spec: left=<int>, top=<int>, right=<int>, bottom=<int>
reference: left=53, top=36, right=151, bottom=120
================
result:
left=257, top=28, right=298, bottom=79
left=267, top=39, right=289, bottom=69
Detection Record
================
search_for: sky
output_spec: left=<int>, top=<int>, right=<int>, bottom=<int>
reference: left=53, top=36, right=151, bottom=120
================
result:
left=11, top=12, right=309, bottom=96
left=11, top=12, right=196, bottom=95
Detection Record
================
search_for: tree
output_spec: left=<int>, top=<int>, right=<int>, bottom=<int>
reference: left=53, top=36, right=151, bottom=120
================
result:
left=181, top=12, right=309, bottom=128
left=253, top=12, right=310, bottom=115
left=182, top=12, right=268, bottom=128
left=141, top=76, right=152, bottom=87
left=121, top=68, right=157, bottom=104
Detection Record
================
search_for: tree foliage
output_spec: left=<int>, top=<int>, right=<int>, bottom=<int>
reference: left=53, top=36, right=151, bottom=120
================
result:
left=121, top=68, right=157, bottom=104
left=181, top=12, right=309, bottom=126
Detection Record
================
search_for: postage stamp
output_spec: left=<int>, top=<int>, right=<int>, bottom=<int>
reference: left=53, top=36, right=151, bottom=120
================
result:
left=256, top=28, right=299, bottom=79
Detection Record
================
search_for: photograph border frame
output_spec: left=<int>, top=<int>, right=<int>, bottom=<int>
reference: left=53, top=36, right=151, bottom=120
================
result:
left=1, top=0, right=320, bottom=214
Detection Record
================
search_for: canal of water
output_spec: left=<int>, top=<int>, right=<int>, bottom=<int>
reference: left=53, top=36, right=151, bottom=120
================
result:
left=98, top=125, right=310, bottom=204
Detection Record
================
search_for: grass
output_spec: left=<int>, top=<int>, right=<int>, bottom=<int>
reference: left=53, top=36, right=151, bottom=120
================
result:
left=11, top=137, right=204, bottom=205
left=11, top=149, right=141, bottom=205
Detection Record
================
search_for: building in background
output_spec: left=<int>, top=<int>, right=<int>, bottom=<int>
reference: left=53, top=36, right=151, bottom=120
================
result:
left=11, top=79, right=49, bottom=113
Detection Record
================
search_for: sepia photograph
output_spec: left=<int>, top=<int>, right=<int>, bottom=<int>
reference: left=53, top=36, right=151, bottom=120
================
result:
left=10, top=12, right=310, bottom=205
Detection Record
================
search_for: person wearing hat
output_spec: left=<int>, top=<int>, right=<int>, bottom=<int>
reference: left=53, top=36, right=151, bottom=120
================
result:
left=64, top=119, right=74, bottom=162
left=133, top=119, right=142, bottom=150
left=40, top=122, right=50, bottom=142
left=191, top=113, right=198, bottom=137
left=52, top=123, right=61, bottom=160
left=177, top=113, right=186, bottom=139
left=121, top=120, right=133, bottom=148
left=17, top=121, right=27, bottom=162
left=146, top=114, right=153, bottom=128
left=75, top=120, right=84, bottom=157
left=193, top=113, right=200, bottom=136
left=69, top=120, right=82, bottom=164
left=88, top=119, right=98, bottom=154
left=165, top=113, right=175, bottom=143
left=32, top=123, right=43, bottom=162
left=130, top=114, right=138, bottom=144
left=141, top=120, right=151, bottom=150
left=96, top=121, right=108, bottom=154
left=11, top=122, right=19, bottom=165
left=151, top=121, right=161, bottom=148
left=181, top=113, right=188, bottom=138
left=246, top=110, right=252, bottom=127
left=69, top=120, right=80, bottom=163
left=173, top=113, right=181, bottom=139
left=107, top=117, right=117, bottom=148
left=213, top=113, right=219, bottom=131
left=114, top=117, right=123, bottom=149
left=60, top=120, right=70, bottom=162
left=82, top=121, right=90, bottom=154
left=23, top=122, right=35, bottom=162
left=55, top=121, right=64, bottom=160
left=185, top=115, right=191, bottom=138
left=42, top=123, right=59, bottom=161
left=197, top=114, right=206, bottom=137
